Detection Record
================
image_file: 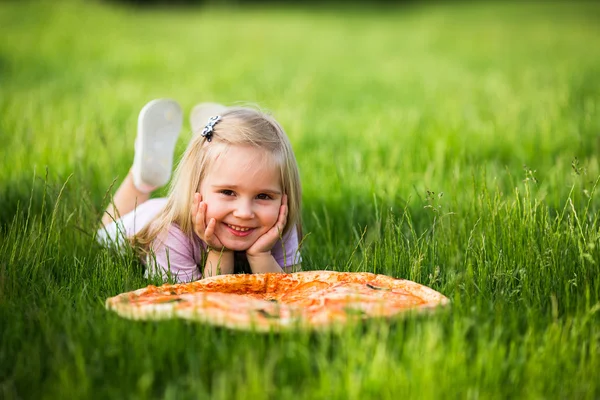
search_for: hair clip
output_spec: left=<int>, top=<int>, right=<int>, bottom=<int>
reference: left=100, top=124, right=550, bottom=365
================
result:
left=201, top=115, right=222, bottom=142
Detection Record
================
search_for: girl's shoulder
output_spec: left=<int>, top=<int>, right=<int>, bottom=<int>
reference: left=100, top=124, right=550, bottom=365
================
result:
left=153, top=222, right=203, bottom=251
left=151, top=222, right=205, bottom=265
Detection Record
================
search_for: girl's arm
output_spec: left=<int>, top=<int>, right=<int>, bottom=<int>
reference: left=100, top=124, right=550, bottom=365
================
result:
left=247, top=253, right=302, bottom=274
left=203, top=249, right=234, bottom=278
left=246, top=252, right=285, bottom=273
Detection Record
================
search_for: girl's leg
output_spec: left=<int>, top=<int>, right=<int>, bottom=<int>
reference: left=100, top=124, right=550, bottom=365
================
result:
left=101, top=170, right=151, bottom=226
left=101, top=99, right=183, bottom=227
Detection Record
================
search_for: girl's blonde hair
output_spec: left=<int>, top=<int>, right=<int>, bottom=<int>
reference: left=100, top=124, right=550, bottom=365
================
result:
left=132, top=106, right=302, bottom=252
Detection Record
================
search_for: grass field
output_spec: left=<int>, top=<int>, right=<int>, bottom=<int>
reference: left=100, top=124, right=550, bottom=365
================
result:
left=1, top=0, right=600, bottom=398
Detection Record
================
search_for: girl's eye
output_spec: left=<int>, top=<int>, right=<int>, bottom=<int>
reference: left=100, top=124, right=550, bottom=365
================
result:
left=220, top=190, right=235, bottom=196
left=256, top=193, right=272, bottom=200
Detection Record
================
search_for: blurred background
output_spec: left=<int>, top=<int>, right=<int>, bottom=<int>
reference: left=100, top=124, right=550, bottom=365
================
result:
left=1, top=0, right=599, bottom=247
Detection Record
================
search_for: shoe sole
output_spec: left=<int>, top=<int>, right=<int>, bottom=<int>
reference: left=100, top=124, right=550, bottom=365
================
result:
left=135, top=99, right=183, bottom=189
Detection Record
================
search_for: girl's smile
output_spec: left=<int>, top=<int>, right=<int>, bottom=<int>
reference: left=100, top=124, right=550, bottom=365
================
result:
left=199, top=144, right=283, bottom=251
left=224, top=223, right=255, bottom=237
left=225, top=223, right=253, bottom=233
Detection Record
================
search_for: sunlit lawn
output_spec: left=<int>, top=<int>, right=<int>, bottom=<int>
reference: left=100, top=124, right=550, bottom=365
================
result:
left=1, top=1, right=599, bottom=398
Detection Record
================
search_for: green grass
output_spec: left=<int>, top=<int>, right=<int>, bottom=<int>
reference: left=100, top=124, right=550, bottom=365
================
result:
left=1, top=0, right=600, bottom=398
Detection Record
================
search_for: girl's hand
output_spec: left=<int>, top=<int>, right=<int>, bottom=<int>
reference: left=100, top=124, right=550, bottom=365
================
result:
left=246, top=194, right=288, bottom=257
left=192, top=193, right=227, bottom=252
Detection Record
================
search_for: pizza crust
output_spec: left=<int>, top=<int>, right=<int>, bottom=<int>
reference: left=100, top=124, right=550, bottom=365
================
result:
left=106, top=271, right=449, bottom=331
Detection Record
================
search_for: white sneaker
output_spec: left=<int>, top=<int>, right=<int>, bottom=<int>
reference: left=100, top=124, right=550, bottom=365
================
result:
left=132, top=99, right=183, bottom=193
left=190, top=102, right=228, bottom=136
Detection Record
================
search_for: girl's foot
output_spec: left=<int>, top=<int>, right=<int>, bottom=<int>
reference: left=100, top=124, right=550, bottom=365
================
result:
left=190, top=102, right=228, bottom=135
left=132, top=99, right=183, bottom=193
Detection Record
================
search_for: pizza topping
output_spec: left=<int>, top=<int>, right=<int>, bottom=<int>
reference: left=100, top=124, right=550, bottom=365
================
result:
left=366, top=283, right=391, bottom=291
left=156, top=298, right=186, bottom=304
left=256, top=309, right=281, bottom=319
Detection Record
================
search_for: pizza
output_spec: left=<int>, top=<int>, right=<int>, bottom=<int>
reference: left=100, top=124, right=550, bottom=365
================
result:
left=106, top=271, right=449, bottom=331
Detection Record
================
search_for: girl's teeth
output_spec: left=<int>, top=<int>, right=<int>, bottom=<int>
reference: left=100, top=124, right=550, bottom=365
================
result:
left=228, top=224, right=250, bottom=232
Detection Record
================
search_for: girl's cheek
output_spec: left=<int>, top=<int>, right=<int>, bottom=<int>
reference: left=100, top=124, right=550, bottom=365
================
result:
left=204, top=200, right=225, bottom=219
left=269, top=205, right=281, bottom=224
left=204, top=204, right=217, bottom=219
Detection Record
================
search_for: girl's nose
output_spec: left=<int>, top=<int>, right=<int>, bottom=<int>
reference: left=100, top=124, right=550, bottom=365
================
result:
left=233, top=200, right=254, bottom=219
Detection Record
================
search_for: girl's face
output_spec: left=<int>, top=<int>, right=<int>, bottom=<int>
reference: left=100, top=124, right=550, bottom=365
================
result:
left=199, top=144, right=283, bottom=251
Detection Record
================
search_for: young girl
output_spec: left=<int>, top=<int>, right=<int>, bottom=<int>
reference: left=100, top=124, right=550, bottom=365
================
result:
left=98, top=99, right=303, bottom=282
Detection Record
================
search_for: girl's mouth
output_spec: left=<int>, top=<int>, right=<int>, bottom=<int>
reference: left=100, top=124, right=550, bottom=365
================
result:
left=224, top=223, right=255, bottom=237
